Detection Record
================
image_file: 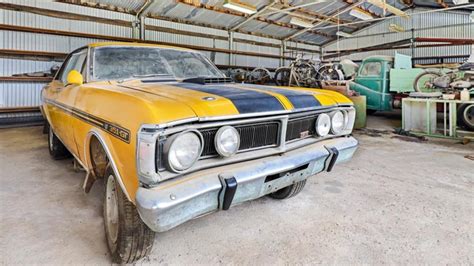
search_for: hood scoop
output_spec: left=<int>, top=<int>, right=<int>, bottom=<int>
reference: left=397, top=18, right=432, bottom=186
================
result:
left=182, top=77, right=233, bottom=85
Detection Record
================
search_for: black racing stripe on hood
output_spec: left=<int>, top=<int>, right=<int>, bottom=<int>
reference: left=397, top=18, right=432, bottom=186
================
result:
left=235, top=84, right=321, bottom=109
left=174, top=83, right=285, bottom=114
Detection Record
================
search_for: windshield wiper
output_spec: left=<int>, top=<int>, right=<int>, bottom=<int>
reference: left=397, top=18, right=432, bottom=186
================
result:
left=117, top=74, right=176, bottom=83
left=132, top=74, right=174, bottom=78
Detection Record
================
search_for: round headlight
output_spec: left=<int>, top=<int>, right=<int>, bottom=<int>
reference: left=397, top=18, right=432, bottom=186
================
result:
left=331, top=111, right=345, bottom=134
left=315, top=113, right=331, bottom=137
left=215, top=126, right=240, bottom=157
left=165, top=131, right=202, bottom=172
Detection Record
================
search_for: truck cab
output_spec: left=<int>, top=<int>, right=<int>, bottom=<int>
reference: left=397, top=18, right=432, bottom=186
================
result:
left=350, top=54, right=422, bottom=113
left=350, top=56, right=393, bottom=112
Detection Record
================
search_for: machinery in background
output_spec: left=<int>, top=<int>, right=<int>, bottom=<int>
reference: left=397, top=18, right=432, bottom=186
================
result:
left=412, top=58, right=473, bottom=131
left=413, top=61, right=473, bottom=94
left=351, top=53, right=473, bottom=131
left=274, top=57, right=346, bottom=87
left=274, top=57, right=319, bottom=87
left=246, top=67, right=273, bottom=84
left=227, top=57, right=352, bottom=87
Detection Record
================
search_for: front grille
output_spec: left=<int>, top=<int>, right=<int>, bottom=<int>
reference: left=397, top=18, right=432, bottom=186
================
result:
left=200, top=122, right=280, bottom=157
left=286, top=115, right=318, bottom=141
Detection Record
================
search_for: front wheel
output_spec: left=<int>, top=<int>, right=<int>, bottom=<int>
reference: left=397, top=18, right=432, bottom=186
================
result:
left=104, top=168, right=155, bottom=263
left=268, top=179, right=307, bottom=200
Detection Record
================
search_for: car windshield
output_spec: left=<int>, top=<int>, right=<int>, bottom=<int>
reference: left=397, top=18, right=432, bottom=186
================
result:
left=92, top=46, right=224, bottom=81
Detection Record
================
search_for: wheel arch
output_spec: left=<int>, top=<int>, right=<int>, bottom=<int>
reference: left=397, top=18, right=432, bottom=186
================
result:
left=84, top=129, right=132, bottom=202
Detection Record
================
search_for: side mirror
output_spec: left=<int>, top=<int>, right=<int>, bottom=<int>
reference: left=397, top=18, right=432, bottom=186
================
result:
left=50, top=65, right=60, bottom=77
left=66, top=70, right=83, bottom=85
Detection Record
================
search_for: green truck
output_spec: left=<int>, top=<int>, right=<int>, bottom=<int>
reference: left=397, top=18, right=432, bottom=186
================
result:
left=349, top=54, right=473, bottom=130
left=349, top=53, right=424, bottom=113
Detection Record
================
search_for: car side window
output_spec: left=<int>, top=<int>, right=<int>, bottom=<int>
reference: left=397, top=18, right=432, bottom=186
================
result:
left=360, top=62, right=382, bottom=77
left=59, top=51, right=87, bottom=84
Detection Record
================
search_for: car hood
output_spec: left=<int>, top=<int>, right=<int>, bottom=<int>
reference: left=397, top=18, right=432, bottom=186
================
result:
left=116, top=81, right=352, bottom=118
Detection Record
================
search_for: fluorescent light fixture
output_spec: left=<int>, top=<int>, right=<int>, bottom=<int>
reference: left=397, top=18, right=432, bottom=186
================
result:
left=336, top=31, right=353, bottom=38
left=349, top=7, right=374, bottom=21
left=223, top=0, right=257, bottom=15
left=389, top=23, right=405, bottom=32
left=289, top=17, right=314, bottom=28
left=453, top=0, right=468, bottom=5
left=367, top=0, right=409, bottom=18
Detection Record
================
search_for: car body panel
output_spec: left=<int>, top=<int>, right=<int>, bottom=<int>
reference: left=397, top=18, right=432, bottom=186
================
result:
left=42, top=42, right=355, bottom=202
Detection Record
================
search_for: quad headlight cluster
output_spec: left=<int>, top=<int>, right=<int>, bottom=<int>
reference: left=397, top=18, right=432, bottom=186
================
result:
left=315, top=110, right=351, bottom=137
left=138, top=108, right=355, bottom=183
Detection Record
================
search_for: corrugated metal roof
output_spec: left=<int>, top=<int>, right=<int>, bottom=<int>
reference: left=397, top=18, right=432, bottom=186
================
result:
left=69, top=0, right=472, bottom=45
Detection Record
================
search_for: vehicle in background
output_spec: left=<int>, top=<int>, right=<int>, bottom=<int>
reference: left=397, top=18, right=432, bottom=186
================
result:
left=349, top=53, right=424, bottom=114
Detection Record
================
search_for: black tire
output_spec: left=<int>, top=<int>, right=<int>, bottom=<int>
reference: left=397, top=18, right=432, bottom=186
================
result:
left=458, top=104, right=474, bottom=131
left=48, top=125, right=70, bottom=159
left=274, top=67, right=291, bottom=86
left=103, top=167, right=155, bottom=263
left=269, top=179, right=307, bottom=200
left=367, top=109, right=377, bottom=115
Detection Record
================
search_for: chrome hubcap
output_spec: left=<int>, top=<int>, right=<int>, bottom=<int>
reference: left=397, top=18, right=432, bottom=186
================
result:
left=105, top=175, right=119, bottom=245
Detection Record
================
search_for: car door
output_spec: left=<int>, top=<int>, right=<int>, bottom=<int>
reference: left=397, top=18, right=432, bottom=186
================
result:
left=52, top=49, right=88, bottom=156
left=354, top=61, right=385, bottom=110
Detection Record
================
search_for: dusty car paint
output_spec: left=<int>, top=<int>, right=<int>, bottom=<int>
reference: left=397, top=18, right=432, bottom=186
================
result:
left=42, top=42, right=353, bottom=202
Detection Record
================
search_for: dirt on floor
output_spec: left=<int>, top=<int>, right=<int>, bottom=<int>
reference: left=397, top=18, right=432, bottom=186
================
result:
left=1, top=116, right=473, bottom=264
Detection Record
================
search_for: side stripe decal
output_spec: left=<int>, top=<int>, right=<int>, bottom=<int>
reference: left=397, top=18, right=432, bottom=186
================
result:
left=44, top=99, right=131, bottom=143
left=174, top=83, right=285, bottom=114
left=235, top=84, right=321, bottom=109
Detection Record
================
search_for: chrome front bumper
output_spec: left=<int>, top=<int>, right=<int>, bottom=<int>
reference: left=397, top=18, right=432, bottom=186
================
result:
left=136, top=136, right=358, bottom=232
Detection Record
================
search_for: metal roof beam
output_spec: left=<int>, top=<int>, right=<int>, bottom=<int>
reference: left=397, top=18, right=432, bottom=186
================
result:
left=230, top=1, right=278, bottom=31
left=267, top=1, right=357, bottom=29
left=284, top=0, right=363, bottom=41
left=175, top=0, right=332, bottom=41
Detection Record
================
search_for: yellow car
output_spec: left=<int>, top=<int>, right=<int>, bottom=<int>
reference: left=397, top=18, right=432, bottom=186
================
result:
left=42, top=42, right=358, bottom=263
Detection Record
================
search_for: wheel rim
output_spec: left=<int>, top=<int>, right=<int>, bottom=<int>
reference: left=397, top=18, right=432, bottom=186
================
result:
left=49, top=127, right=54, bottom=151
left=464, top=105, right=474, bottom=127
left=415, top=73, right=441, bottom=92
left=105, top=174, right=119, bottom=246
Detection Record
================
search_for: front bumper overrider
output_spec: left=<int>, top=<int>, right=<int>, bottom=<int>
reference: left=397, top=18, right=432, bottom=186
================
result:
left=136, top=136, right=358, bottom=232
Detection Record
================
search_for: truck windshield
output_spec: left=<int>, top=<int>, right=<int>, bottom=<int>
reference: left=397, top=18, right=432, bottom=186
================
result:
left=92, top=46, right=224, bottom=81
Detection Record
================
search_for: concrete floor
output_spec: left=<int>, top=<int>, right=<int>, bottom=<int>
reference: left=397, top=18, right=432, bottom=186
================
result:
left=1, top=116, right=473, bottom=264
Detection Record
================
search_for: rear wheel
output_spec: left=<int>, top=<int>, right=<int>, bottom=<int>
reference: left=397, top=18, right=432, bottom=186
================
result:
left=413, top=71, right=442, bottom=92
left=48, top=126, right=70, bottom=159
left=274, top=67, right=291, bottom=86
left=458, top=104, right=474, bottom=131
left=269, top=179, right=307, bottom=200
left=103, top=167, right=155, bottom=263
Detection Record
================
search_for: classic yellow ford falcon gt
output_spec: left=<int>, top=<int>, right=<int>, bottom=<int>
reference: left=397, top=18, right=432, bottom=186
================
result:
left=42, top=42, right=358, bottom=263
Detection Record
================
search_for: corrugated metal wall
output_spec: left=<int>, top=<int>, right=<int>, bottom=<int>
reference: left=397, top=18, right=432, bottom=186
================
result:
left=0, top=0, right=320, bottom=120
left=323, top=8, right=473, bottom=62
